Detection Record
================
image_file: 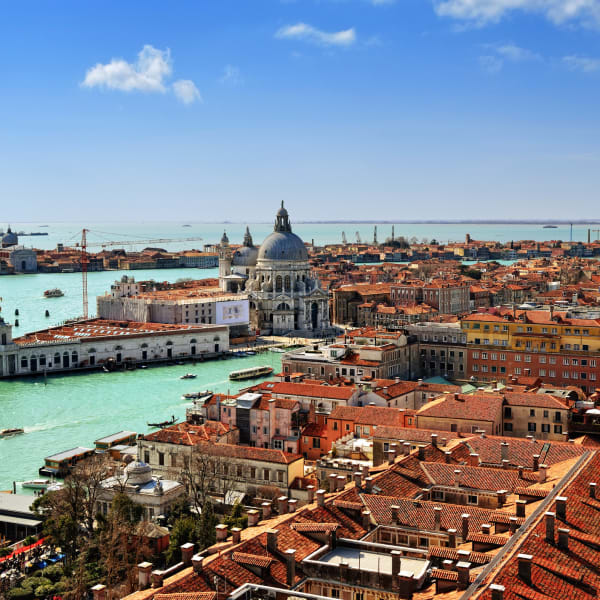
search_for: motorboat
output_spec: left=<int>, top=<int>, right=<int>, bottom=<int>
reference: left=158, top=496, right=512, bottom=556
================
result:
left=269, top=347, right=285, bottom=353
left=0, top=428, right=25, bottom=438
left=44, top=289, right=64, bottom=298
left=182, top=390, right=212, bottom=400
left=229, top=366, right=274, bottom=381
left=180, top=373, right=197, bottom=379
left=21, top=479, right=52, bottom=490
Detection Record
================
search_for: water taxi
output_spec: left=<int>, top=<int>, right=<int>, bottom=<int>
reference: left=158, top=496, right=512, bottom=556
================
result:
left=229, top=365, right=274, bottom=381
left=0, top=428, right=25, bottom=438
left=44, top=289, right=64, bottom=298
left=21, top=479, right=53, bottom=490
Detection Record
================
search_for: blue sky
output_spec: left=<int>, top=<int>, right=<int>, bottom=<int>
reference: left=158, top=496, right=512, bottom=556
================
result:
left=1, top=0, right=599, bottom=222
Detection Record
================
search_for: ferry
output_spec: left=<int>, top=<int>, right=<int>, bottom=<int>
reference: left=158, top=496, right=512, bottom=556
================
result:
left=44, top=289, right=64, bottom=298
left=0, top=428, right=24, bottom=438
left=21, top=479, right=53, bottom=490
left=229, top=365, right=274, bottom=381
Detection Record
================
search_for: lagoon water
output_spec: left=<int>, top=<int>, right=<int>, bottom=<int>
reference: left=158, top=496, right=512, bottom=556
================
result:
left=0, top=220, right=591, bottom=491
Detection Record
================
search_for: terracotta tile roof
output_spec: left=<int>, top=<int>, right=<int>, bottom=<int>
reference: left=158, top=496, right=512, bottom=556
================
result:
left=269, top=382, right=357, bottom=400
left=154, top=594, right=216, bottom=600
left=421, top=462, right=523, bottom=493
left=191, top=441, right=302, bottom=464
left=328, top=405, right=406, bottom=427
left=516, top=487, right=548, bottom=498
left=373, top=425, right=462, bottom=445
left=503, top=392, right=569, bottom=410
left=417, top=393, right=503, bottom=422
left=428, top=546, right=491, bottom=565
left=290, top=522, right=339, bottom=533
left=466, top=533, right=508, bottom=546
left=145, top=421, right=233, bottom=445
left=231, top=552, right=274, bottom=569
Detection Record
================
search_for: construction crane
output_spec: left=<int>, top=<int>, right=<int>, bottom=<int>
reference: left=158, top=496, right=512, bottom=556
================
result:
left=74, top=229, right=204, bottom=319
left=355, top=231, right=362, bottom=244
left=341, top=231, right=347, bottom=245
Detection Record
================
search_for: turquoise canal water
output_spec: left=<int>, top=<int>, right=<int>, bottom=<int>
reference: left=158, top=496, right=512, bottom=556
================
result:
left=0, top=351, right=282, bottom=492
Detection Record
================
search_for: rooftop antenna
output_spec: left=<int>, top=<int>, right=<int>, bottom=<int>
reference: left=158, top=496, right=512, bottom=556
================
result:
left=373, top=226, right=378, bottom=245
left=570, top=223, right=573, bottom=242
left=391, top=225, right=395, bottom=243
left=342, top=231, right=347, bottom=245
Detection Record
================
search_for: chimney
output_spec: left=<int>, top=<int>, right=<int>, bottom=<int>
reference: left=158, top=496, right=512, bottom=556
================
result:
left=390, top=443, right=399, bottom=458
left=191, top=554, right=204, bottom=574
left=285, top=549, right=296, bottom=586
left=516, top=500, right=526, bottom=518
left=309, top=484, right=325, bottom=507
left=557, top=528, right=570, bottom=550
left=418, top=446, right=425, bottom=460
left=354, top=471, right=362, bottom=487
left=469, top=453, right=479, bottom=467
left=247, top=509, right=260, bottom=526
left=481, top=524, right=492, bottom=535
left=590, top=482, right=597, bottom=499
left=518, top=466, right=524, bottom=479
left=267, top=529, right=279, bottom=554
left=434, top=506, right=442, bottom=531
left=336, top=475, right=346, bottom=491
left=556, top=496, right=567, bottom=521
left=329, top=474, right=338, bottom=492
left=278, top=496, right=289, bottom=515
left=500, top=442, right=509, bottom=461
left=454, top=469, right=462, bottom=488
left=150, top=571, right=164, bottom=589
left=403, top=442, right=411, bottom=456
left=391, top=505, right=400, bottom=524
left=215, top=524, right=228, bottom=542
left=445, top=451, right=452, bottom=464
left=447, top=529, right=457, bottom=548
left=517, top=554, right=532, bottom=585
left=456, top=562, right=471, bottom=590
left=497, top=490, right=507, bottom=507
left=538, top=464, right=548, bottom=483
left=545, top=512, right=555, bottom=543
left=365, top=477, right=374, bottom=493
left=532, top=455, right=540, bottom=471
left=490, top=584, right=505, bottom=600
left=361, top=464, right=370, bottom=478
left=502, top=459, right=510, bottom=470
left=261, top=501, right=272, bottom=519
left=362, top=509, right=372, bottom=530
left=441, top=438, right=447, bottom=446
left=442, top=559, right=454, bottom=570
left=231, top=527, right=242, bottom=544
left=391, top=550, right=401, bottom=577
left=461, top=514, right=470, bottom=540
left=180, top=542, right=195, bottom=565
left=509, top=517, right=519, bottom=534
left=91, top=584, right=107, bottom=600
left=397, top=571, right=415, bottom=599
left=137, top=562, right=153, bottom=590
left=288, top=499, right=298, bottom=513
left=431, top=433, right=438, bottom=447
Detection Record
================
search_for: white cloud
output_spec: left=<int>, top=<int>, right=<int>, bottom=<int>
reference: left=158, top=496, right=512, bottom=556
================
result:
left=82, top=45, right=172, bottom=92
left=219, top=65, right=243, bottom=85
left=495, top=43, right=540, bottom=61
left=563, top=54, right=600, bottom=72
left=172, top=80, right=202, bottom=104
left=275, top=23, right=356, bottom=46
left=433, top=0, right=600, bottom=28
left=479, top=54, right=503, bottom=73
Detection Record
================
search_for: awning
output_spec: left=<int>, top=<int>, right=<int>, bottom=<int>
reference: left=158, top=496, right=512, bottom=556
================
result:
left=0, top=515, right=42, bottom=527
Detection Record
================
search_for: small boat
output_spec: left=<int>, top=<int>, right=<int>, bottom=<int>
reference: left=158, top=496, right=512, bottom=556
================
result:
left=229, top=366, right=274, bottom=381
left=180, top=373, right=197, bottom=379
left=21, top=479, right=52, bottom=490
left=147, top=416, right=177, bottom=428
left=246, top=351, right=257, bottom=356
left=183, top=224, right=192, bottom=227
left=543, top=225, right=558, bottom=229
left=182, top=390, right=212, bottom=400
left=0, top=428, right=25, bottom=438
left=44, top=289, right=64, bottom=298
left=140, top=365, right=148, bottom=369
left=269, top=347, right=285, bottom=353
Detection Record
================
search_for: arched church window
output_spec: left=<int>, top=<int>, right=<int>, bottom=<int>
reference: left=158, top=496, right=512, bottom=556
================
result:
left=275, top=276, right=283, bottom=292
left=284, top=275, right=291, bottom=292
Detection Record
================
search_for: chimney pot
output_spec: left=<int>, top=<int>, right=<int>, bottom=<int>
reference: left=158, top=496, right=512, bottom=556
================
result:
left=431, top=434, right=438, bottom=447
left=434, top=506, right=442, bottom=531
left=502, top=459, right=510, bottom=470
left=403, top=442, right=411, bottom=456
left=316, top=489, right=326, bottom=506
left=456, top=561, right=471, bottom=590
left=445, top=451, right=452, bottom=464
left=91, top=584, right=107, bottom=600
left=354, top=471, right=362, bottom=487
left=516, top=500, right=526, bottom=518
left=267, top=529, right=279, bottom=553
left=391, top=504, right=400, bottom=523
left=215, top=523, right=228, bottom=541
left=362, top=509, right=372, bottom=530
left=509, top=517, right=519, bottom=534
left=545, top=512, right=555, bottom=543
left=517, top=554, right=533, bottom=584
left=278, top=496, right=289, bottom=515
left=447, top=528, right=457, bottom=548
left=365, top=476, right=374, bottom=493
left=288, top=499, right=298, bottom=512
left=442, top=559, right=454, bottom=570
left=247, top=508, right=260, bottom=526
left=461, top=513, right=470, bottom=540
left=590, top=482, right=597, bottom=499
left=556, top=496, right=567, bottom=520
left=418, top=446, right=425, bottom=460
left=137, top=562, right=153, bottom=590
left=481, top=523, right=492, bottom=535
left=538, top=464, right=548, bottom=483
left=180, top=542, right=195, bottom=566
left=285, top=549, right=297, bottom=586
left=336, top=475, right=346, bottom=491
left=533, top=455, right=540, bottom=471
left=231, top=527, right=242, bottom=544
left=557, top=528, right=570, bottom=550
left=469, top=453, right=479, bottom=467
left=490, top=584, right=505, bottom=600
left=191, top=554, right=204, bottom=574
left=261, top=501, right=272, bottom=519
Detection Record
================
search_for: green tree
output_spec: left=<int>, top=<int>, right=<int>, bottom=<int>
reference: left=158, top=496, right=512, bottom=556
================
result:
left=198, top=500, right=217, bottom=549
left=165, top=516, right=199, bottom=566
left=223, top=501, right=248, bottom=531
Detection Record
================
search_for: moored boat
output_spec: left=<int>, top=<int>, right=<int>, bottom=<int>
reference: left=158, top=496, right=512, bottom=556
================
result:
left=21, top=479, right=52, bottom=490
left=180, top=373, right=197, bottom=379
left=269, top=347, right=285, bottom=353
left=147, top=416, right=177, bottom=428
left=229, top=365, right=274, bottom=381
left=44, top=289, right=64, bottom=298
left=0, top=428, right=25, bottom=438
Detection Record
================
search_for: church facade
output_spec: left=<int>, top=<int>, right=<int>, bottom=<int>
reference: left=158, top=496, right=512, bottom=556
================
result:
left=219, top=203, right=332, bottom=336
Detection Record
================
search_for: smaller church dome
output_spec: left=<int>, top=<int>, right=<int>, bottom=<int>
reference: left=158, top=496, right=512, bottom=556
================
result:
left=125, top=461, right=153, bottom=485
left=221, top=230, right=229, bottom=245
left=1, top=227, right=18, bottom=248
left=232, top=226, right=258, bottom=267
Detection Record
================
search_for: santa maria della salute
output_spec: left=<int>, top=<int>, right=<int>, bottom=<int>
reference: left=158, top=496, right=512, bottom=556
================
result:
left=218, top=202, right=333, bottom=336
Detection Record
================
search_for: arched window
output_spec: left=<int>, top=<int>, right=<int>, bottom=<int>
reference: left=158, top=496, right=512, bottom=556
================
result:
left=114, top=345, right=123, bottom=351
left=275, top=275, right=283, bottom=292
left=54, top=352, right=60, bottom=364
left=140, top=343, right=148, bottom=348
left=276, top=303, right=291, bottom=311
left=190, top=338, right=197, bottom=344
left=166, top=341, right=173, bottom=346
left=72, top=351, right=78, bottom=364
left=213, top=335, right=220, bottom=342
left=284, top=275, right=291, bottom=292
left=88, top=348, right=96, bottom=353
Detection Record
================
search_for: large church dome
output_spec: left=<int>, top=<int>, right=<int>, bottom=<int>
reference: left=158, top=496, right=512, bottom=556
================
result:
left=257, top=203, right=308, bottom=262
